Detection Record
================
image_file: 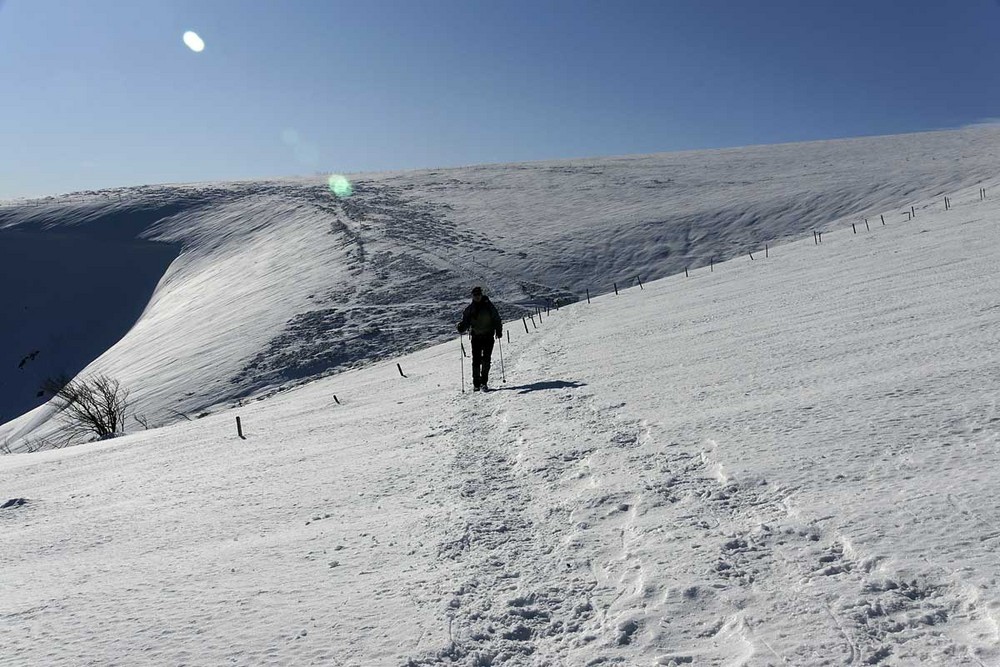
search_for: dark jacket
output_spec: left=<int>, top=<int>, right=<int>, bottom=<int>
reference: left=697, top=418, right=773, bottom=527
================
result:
left=458, top=296, right=502, bottom=337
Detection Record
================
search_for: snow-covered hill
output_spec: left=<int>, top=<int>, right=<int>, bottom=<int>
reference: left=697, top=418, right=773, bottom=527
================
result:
left=2, top=172, right=999, bottom=665
left=3, top=127, right=1000, bottom=450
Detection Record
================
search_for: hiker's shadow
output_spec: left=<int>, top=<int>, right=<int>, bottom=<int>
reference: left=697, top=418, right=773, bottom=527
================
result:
left=498, top=380, right=587, bottom=394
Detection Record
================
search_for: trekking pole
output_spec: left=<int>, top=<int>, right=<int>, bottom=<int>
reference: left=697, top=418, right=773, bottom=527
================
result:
left=498, top=337, right=506, bottom=383
left=460, top=334, right=466, bottom=393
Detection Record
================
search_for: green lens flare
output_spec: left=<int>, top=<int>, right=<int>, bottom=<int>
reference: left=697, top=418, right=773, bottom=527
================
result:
left=328, top=174, right=353, bottom=198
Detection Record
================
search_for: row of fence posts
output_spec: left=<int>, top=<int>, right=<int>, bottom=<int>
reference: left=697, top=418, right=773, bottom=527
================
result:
left=234, top=184, right=992, bottom=438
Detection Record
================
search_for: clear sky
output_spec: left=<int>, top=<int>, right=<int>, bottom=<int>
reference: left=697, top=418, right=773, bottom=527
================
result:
left=2, top=0, right=1000, bottom=199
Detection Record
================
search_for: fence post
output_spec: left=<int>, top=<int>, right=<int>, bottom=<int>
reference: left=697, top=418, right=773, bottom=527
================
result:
left=911, top=205, right=915, bottom=217
left=397, top=363, right=407, bottom=378
left=852, top=223, right=857, bottom=234
left=523, top=317, right=529, bottom=333
left=636, top=276, right=643, bottom=289
left=333, top=395, right=341, bottom=405
left=710, top=257, right=714, bottom=272
left=586, top=289, right=591, bottom=304
left=765, top=244, right=768, bottom=258
left=614, top=282, right=618, bottom=295
left=749, top=251, right=754, bottom=260
left=865, top=219, right=870, bottom=231
left=685, top=267, right=689, bottom=277
left=881, top=214, right=885, bottom=225
left=236, top=416, right=246, bottom=440
left=813, top=231, right=818, bottom=245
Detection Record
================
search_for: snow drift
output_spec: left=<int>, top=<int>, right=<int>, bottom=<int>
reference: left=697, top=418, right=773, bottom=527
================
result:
left=3, top=126, right=1000, bottom=450
left=2, top=167, right=999, bottom=665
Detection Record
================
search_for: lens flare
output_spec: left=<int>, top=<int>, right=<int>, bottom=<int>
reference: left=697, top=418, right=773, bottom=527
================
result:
left=183, top=31, right=205, bottom=53
left=328, top=174, right=353, bottom=198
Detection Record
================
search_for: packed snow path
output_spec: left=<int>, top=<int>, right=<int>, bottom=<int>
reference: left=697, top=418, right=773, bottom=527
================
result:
left=3, top=184, right=1000, bottom=665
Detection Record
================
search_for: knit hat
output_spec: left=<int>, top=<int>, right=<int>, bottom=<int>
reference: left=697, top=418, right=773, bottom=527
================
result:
left=471, top=286, right=483, bottom=296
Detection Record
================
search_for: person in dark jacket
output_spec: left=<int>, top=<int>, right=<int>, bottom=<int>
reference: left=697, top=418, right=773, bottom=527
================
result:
left=457, top=286, right=503, bottom=391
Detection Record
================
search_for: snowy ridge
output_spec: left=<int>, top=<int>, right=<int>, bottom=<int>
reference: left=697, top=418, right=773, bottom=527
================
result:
left=2, top=174, right=999, bottom=665
left=3, top=127, right=1000, bottom=450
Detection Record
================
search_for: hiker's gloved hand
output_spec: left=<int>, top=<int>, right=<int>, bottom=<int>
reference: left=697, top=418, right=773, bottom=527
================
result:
left=496, top=331, right=502, bottom=340
left=456, top=322, right=464, bottom=332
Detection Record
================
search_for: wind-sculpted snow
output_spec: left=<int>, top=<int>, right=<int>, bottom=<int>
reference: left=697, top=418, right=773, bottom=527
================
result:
left=3, top=127, right=1000, bottom=449
left=3, top=187, right=1000, bottom=664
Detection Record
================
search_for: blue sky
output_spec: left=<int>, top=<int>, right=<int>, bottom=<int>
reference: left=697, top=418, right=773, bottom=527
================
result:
left=2, top=0, right=999, bottom=198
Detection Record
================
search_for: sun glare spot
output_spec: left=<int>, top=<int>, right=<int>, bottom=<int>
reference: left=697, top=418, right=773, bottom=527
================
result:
left=328, top=174, right=353, bottom=199
left=183, top=31, right=205, bottom=53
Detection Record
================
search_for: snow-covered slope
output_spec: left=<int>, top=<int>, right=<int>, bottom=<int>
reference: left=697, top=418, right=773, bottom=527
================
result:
left=3, top=127, right=1000, bottom=450
left=2, top=176, right=998, bottom=665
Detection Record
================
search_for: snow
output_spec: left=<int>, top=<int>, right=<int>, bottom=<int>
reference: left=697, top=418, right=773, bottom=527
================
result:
left=3, top=163, right=1000, bottom=664
left=4, top=126, right=1000, bottom=448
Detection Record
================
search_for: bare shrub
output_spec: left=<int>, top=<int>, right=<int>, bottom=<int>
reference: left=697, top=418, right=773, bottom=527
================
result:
left=54, top=374, right=131, bottom=441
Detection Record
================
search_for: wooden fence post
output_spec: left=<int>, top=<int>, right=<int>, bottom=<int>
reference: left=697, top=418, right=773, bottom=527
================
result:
left=236, top=416, right=246, bottom=440
left=881, top=214, right=885, bottom=225
left=586, top=289, right=591, bottom=304
left=397, top=363, right=407, bottom=378
left=523, top=317, right=529, bottom=333
left=614, top=282, right=619, bottom=295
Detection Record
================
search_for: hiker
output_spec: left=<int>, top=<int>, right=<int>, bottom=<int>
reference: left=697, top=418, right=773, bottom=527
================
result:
left=457, top=286, right=503, bottom=391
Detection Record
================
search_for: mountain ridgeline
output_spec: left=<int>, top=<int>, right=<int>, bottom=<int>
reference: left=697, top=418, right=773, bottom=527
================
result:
left=2, top=127, right=1000, bottom=450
